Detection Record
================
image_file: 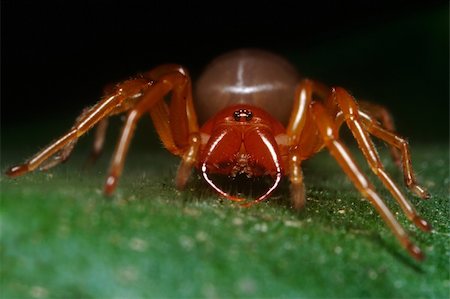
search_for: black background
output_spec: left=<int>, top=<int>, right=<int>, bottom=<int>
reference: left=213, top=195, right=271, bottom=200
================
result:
left=2, top=1, right=448, bottom=141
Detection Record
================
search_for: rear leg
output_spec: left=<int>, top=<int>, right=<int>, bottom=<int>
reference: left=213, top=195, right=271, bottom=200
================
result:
left=333, top=87, right=431, bottom=232
left=359, top=101, right=401, bottom=166
left=311, top=101, right=425, bottom=260
left=85, top=119, right=109, bottom=166
left=84, top=83, right=120, bottom=166
left=358, top=112, right=430, bottom=199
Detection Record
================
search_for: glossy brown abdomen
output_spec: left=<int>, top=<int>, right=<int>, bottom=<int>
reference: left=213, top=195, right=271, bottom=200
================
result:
left=194, top=49, right=300, bottom=126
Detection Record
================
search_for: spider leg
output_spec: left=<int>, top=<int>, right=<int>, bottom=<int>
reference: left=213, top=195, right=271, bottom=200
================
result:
left=288, top=149, right=306, bottom=210
left=39, top=139, right=77, bottom=171
left=358, top=112, right=430, bottom=199
left=39, top=108, right=93, bottom=170
left=147, top=97, right=201, bottom=189
left=6, top=78, right=151, bottom=177
left=311, top=101, right=424, bottom=261
left=146, top=65, right=200, bottom=189
left=84, top=83, right=122, bottom=166
left=85, top=119, right=109, bottom=166
left=359, top=101, right=401, bottom=166
left=286, top=79, right=330, bottom=210
left=333, top=87, right=431, bottom=232
left=104, top=68, right=200, bottom=194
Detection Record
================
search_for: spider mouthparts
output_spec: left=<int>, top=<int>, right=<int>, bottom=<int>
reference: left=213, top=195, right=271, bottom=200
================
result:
left=5, top=164, right=29, bottom=177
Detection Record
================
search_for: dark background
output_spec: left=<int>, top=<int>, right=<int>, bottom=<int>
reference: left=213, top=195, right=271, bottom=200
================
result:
left=2, top=1, right=448, bottom=142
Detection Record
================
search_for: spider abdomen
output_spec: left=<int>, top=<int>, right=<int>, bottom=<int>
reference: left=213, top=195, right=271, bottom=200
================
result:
left=195, top=49, right=300, bottom=125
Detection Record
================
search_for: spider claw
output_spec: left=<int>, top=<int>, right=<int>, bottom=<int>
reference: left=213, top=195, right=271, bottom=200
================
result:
left=413, top=216, right=432, bottom=232
left=104, top=175, right=118, bottom=196
left=407, top=242, right=425, bottom=261
left=290, top=182, right=306, bottom=211
left=412, top=185, right=431, bottom=200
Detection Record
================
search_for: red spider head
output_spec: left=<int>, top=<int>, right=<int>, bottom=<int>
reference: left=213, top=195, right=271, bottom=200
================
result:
left=198, top=104, right=286, bottom=204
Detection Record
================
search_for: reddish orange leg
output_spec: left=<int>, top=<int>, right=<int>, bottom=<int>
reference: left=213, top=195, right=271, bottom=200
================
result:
left=333, top=87, right=431, bottom=232
left=104, top=68, right=200, bottom=194
left=85, top=119, right=109, bottom=166
left=41, top=107, right=98, bottom=170
left=286, top=79, right=330, bottom=210
left=288, top=150, right=306, bottom=210
left=85, top=81, right=142, bottom=167
left=311, top=101, right=424, bottom=261
left=176, top=134, right=201, bottom=189
left=147, top=65, right=200, bottom=189
left=358, top=112, right=430, bottom=199
left=39, top=139, right=77, bottom=171
left=6, top=78, right=151, bottom=177
left=359, top=101, right=401, bottom=165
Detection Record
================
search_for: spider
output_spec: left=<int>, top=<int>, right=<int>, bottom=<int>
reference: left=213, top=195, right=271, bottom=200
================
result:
left=6, top=49, right=431, bottom=260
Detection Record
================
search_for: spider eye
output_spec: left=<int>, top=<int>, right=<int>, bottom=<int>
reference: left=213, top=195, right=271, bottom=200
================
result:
left=233, top=109, right=253, bottom=122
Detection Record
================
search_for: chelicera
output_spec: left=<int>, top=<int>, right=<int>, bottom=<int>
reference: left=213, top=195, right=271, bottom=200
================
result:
left=6, top=49, right=431, bottom=260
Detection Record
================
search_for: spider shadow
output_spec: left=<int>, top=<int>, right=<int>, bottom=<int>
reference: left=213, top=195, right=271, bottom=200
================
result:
left=336, top=219, right=426, bottom=272
left=260, top=181, right=427, bottom=270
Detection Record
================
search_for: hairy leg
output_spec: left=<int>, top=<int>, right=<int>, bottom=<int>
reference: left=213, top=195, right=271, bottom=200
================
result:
left=311, top=100, right=425, bottom=260
left=286, top=79, right=330, bottom=210
left=85, top=119, right=109, bottom=166
left=333, top=87, right=431, bottom=232
left=359, top=100, right=401, bottom=166
left=104, top=70, right=200, bottom=194
left=358, top=112, right=430, bottom=199
left=146, top=65, right=200, bottom=189
left=6, top=78, right=151, bottom=177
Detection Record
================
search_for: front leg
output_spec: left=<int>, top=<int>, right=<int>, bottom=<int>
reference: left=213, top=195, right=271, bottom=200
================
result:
left=6, top=78, right=151, bottom=177
left=285, top=79, right=330, bottom=210
left=147, top=65, right=201, bottom=189
left=104, top=68, right=201, bottom=194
